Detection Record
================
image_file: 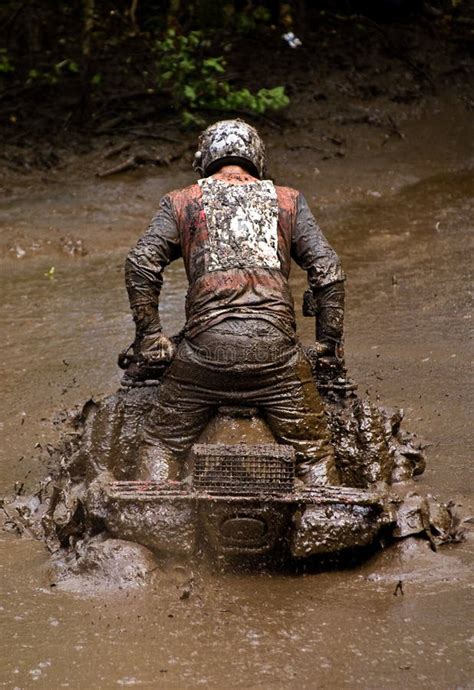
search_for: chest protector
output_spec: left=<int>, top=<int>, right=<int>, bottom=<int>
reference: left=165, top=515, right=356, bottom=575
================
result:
left=198, top=178, right=280, bottom=273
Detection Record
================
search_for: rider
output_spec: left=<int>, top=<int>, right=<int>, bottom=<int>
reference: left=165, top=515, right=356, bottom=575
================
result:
left=124, top=119, right=345, bottom=486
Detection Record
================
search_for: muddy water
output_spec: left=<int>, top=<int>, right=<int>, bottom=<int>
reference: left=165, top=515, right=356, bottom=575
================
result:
left=1, top=124, right=473, bottom=687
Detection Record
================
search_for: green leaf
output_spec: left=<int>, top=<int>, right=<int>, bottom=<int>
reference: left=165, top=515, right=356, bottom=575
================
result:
left=184, top=84, right=197, bottom=102
left=203, top=57, right=226, bottom=73
left=0, top=49, right=14, bottom=74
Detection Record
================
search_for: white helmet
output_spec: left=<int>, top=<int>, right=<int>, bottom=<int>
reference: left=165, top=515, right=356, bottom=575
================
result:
left=193, top=119, right=266, bottom=179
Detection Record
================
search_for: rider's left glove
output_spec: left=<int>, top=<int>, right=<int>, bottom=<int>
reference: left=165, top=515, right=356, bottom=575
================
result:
left=119, top=303, right=177, bottom=383
left=136, top=332, right=176, bottom=365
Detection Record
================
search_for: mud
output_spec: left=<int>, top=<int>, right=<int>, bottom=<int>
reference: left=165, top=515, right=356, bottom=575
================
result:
left=48, top=537, right=160, bottom=594
left=1, top=102, right=473, bottom=686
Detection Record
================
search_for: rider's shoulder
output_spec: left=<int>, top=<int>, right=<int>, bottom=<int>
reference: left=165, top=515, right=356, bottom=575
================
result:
left=163, top=182, right=302, bottom=210
left=166, top=183, right=201, bottom=205
left=273, top=184, right=301, bottom=210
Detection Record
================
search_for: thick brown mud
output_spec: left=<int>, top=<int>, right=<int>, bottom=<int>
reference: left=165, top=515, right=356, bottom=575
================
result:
left=1, top=104, right=473, bottom=687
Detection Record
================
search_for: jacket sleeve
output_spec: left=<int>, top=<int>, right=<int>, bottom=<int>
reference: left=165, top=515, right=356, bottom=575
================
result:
left=125, top=195, right=181, bottom=336
left=291, top=193, right=345, bottom=291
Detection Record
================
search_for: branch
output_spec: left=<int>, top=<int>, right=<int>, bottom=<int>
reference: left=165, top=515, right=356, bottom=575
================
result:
left=96, top=149, right=184, bottom=177
left=130, top=0, right=139, bottom=31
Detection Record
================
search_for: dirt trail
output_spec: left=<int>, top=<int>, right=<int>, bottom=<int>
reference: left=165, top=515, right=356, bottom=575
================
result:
left=0, top=100, right=473, bottom=688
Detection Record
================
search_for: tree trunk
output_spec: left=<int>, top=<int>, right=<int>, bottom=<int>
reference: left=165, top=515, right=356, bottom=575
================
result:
left=79, top=0, right=95, bottom=121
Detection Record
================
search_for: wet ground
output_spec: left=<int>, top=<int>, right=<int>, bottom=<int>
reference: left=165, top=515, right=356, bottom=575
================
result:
left=1, top=104, right=473, bottom=688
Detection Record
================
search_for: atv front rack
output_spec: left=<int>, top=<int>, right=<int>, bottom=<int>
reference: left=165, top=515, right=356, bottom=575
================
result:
left=97, top=479, right=391, bottom=560
left=106, top=480, right=386, bottom=507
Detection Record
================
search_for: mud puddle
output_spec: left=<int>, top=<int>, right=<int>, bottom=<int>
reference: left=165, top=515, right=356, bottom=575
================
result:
left=1, top=142, right=473, bottom=686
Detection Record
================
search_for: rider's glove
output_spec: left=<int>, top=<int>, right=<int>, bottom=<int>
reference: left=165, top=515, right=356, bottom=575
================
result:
left=118, top=303, right=176, bottom=382
left=135, top=331, right=176, bottom=365
left=304, top=281, right=345, bottom=380
left=312, top=340, right=345, bottom=380
left=130, top=302, right=175, bottom=363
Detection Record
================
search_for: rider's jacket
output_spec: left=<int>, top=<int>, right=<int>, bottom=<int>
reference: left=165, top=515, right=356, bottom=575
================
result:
left=125, top=171, right=344, bottom=339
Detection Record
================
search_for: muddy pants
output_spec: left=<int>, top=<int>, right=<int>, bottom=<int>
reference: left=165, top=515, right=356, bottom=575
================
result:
left=140, top=319, right=339, bottom=486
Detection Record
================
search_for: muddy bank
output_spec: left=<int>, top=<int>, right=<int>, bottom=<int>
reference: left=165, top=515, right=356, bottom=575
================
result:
left=1, top=94, right=473, bottom=261
left=1, top=7, right=472, bottom=182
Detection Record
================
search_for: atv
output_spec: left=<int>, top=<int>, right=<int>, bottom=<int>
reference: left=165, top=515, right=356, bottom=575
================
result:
left=39, top=294, right=459, bottom=570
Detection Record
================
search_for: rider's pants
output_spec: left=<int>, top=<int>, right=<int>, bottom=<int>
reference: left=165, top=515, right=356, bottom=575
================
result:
left=139, top=319, right=339, bottom=486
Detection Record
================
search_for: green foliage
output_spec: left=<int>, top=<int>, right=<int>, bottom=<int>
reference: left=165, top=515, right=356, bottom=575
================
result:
left=222, top=3, right=272, bottom=35
left=27, top=59, right=80, bottom=86
left=211, top=86, right=289, bottom=114
left=155, top=29, right=289, bottom=125
left=0, top=49, right=14, bottom=74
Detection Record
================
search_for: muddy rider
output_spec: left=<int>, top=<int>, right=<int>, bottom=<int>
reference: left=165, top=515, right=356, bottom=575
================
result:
left=124, top=119, right=345, bottom=487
